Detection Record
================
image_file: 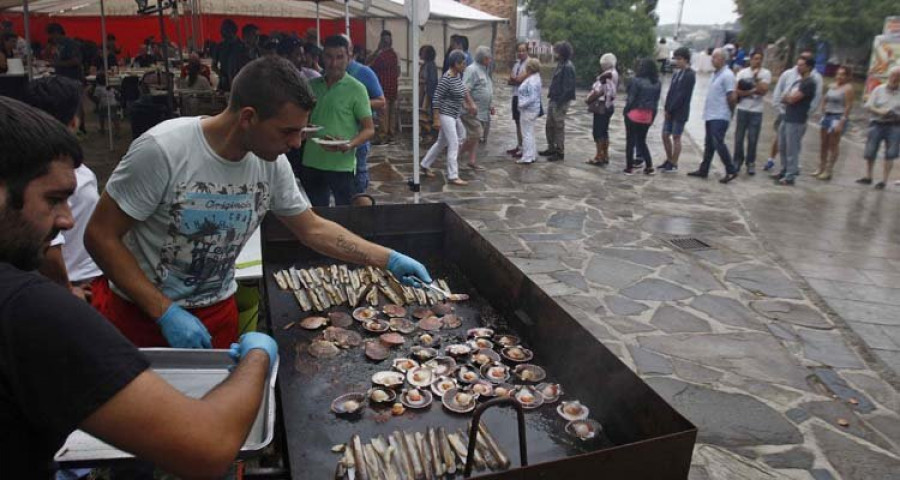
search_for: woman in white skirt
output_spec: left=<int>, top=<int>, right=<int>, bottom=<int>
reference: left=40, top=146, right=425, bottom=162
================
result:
left=516, top=58, right=543, bottom=164
left=421, top=49, right=477, bottom=185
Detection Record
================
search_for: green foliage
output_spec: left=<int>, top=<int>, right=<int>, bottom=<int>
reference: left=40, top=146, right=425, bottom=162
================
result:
left=737, top=0, right=897, bottom=52
left=525, top=0, right=657, bottom=86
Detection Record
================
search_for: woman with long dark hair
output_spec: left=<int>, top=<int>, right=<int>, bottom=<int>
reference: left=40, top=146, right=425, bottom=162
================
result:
left=815, top=65, right=853, bottom=180
left=622, top=58, right=661, bottom=175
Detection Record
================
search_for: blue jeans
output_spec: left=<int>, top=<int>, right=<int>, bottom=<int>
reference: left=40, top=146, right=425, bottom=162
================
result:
left=354, top=141, right=371, bottom=194
left=698, top=120, right=736, bottom=175
left=733, top=109, right=762, bottom=168
left=779, top=121, right=807, bottom=181
left=297, top=165, right=356, bottom=207
left=864, top=122, right=900, bottom=161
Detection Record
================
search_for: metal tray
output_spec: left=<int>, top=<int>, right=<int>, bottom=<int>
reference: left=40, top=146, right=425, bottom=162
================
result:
left=54, top=348, right=278, bottom=466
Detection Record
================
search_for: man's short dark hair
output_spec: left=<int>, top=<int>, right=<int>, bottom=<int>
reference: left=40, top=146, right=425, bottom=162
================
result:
left=242, top=24, right=259, bottom=37
left=458, top=35, right=469, bottom=52
left=798, top=56, right=815, bottom=69
left=46, top=23, right=65, bottom=36
left=673, top=47, right=691, bottom=62
left=23, top=76, right=83, bottom=125
left=229, top=56, right=316, bottom=120
left=322, top=34, right=349, bottom=52
left=380, top=30, right=392, bottom=38
left=0, top=97, right=82, bottom=209
left=420, top=45, right=436, bottom=62
left=554, top=41, right=573, bottom=61
left=221, top=19, right=238, bottom=36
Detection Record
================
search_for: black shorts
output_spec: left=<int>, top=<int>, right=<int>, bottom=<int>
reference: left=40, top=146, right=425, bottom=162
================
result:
left=512, top=96, right=520, bottom=122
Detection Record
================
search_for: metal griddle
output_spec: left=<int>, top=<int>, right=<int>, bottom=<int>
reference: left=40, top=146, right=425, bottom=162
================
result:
left=261, top=203, right=696, bottom=479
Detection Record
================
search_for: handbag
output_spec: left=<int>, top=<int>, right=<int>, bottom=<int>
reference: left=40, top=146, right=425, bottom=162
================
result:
left=626, top=108, right=653, bottom=125
left=587, top=97, right=608, bottom=115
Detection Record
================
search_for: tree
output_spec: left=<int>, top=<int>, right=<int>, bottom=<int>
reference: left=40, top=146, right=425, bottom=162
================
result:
left=525, top=0, right=658, bottom=86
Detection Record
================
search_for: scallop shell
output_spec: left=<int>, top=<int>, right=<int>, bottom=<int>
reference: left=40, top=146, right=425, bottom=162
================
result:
left=407, top=366, right=435, bottom=388
left=364, top=341, right=390, bottom=361
left=457, top=366, right=481, bottom=384
left=492, top=383, right=516, bottom=398
left=514, top=385, right=545, bottom=409
left=372, top=371, right=405, bottom=388
left=418, top=316, right=443, bottom=332
left=492, top=334, right=520, bottom=347
left=352, top=306, right=379, bottom=322
left=418, top=333, right=440, bottom=347
left=514, top=364, right=546, bottom=383
left=501, top=346, right=534, bottom=363
left=323, top=327, right=362, bottom=349
left=399, top=388, right=433, bottom=409
left=411, top=306, right=434, bottom=320
left=308, top=340, right=340, bottom=358
left=441, top=314, right=463, bottom=329
left=470, top=349, right=501, bottom=366
left=383, top=304, right=408, bottom=318
left=368, top=387, right=397, bottom=404
left=557, top=400, right=590, bottom=421
left=469, top=380, right=495, bottom=397
left=392, top=357, right=419, bottom=373
left=467, top=338, right=495, bottom=350
left=389, top=318, right=417, bottom=335
left=423, top=356, right=457, bottom=377
left=327, top=311, right=353, bottom=328
left=444, top=343, right=473, bottom=357
left=467, top=327, right=495, bottom=339
left=299, top=316, right=328, bottom=330
left=431, top=303, right=453, bottom=316
left=481, top=363, right=511, bottom=383
left=411, top=346, right=438, bottom=362
left=566, top=419, right=602, bottom=440
left=442, top=388, right=478, bottom=413
left=379, top=332, right=406, bottom=347
left=430, top=376, right=459, bottom=397
left=537, top=382, right=563, bottom=403
left=362, top=319, right=390, bottom=333
left=331, top=393, right=366, bottom=414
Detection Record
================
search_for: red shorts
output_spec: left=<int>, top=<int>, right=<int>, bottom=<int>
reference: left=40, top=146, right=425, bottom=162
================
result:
left=92, top=277, right=238, bottom=348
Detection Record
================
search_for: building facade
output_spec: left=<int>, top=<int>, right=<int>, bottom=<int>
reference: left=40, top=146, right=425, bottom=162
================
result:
left=460, top=0, right=519, bottom=71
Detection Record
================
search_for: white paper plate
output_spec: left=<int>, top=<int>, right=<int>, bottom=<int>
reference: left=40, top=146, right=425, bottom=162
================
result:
left=312, top=138, right=350, bottom=146
left=302, top=125, right=324, bottom=133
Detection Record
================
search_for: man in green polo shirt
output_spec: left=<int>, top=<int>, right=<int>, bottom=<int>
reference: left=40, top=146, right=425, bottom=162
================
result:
left=299, top=35, right=374, bottom=206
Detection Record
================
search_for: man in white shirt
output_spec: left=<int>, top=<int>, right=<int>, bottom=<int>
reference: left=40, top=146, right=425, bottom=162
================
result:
left=732, top=51, right=772, bottom=175
left=506, top=42, right=529, bottom=157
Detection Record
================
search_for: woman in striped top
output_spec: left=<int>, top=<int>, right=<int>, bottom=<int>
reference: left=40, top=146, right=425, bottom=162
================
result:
left=421, top=49, right=477, bottom=186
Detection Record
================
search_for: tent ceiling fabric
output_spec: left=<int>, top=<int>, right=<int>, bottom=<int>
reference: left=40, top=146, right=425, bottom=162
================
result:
left=2, top=0, right=505, bottom=22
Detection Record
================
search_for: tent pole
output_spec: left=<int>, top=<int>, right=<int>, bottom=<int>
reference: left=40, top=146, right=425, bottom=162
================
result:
left=157, top=0, right=174, bottom=113
left=173, top=0, right=184, bottom=63
left=490, top=22, right=497, bottom=74
left=315, top=1, right=321, bottom=47
left=344, top=0, right=350, bottom=39
left=442, top=20, right=447, bottom=67
left=23, top=0, right=32, bottom=81
left=100, top=0, right=113, bottom=150
left=411, top=2, right=420, bottom=202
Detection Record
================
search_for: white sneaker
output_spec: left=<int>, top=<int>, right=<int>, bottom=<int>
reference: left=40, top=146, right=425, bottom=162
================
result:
left=516, top=158, right=535, bottom=164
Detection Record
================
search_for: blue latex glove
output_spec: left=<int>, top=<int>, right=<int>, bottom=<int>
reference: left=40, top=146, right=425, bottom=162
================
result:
left=387, top=250, right=432, bottom=287
left=157, top=303, right=212, bottom=349
left=228, top=332, right=278, bottom=373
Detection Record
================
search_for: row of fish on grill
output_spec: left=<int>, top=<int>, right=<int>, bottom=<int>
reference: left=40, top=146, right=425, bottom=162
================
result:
left=272, top=264, right=466, bottom=313
left=332, top=422, right=509, bottom=480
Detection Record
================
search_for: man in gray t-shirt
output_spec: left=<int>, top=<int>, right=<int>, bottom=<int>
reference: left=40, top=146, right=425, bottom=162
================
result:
left=732, top=51, right=772, bottom=174
left=857, top=66, right=900, bottom=189
left=86, top=57, right=432, bottom=350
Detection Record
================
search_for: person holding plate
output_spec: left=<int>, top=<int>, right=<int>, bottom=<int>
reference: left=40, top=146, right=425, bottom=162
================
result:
left=298, top=35, right=375, bottom=207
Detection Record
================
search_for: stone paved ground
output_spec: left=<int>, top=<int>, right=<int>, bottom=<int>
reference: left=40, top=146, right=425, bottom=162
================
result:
left=360, top=83, right=900, bottom=479
left=77, top=77, right=900, bottom=479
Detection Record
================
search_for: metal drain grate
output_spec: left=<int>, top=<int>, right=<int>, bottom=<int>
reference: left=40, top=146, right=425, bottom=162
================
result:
left=668, top=237, right=713, bottom=251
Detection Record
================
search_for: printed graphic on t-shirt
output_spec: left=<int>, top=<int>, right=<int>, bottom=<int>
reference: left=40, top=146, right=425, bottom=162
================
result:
left=157, top=181, right=269, bottom=306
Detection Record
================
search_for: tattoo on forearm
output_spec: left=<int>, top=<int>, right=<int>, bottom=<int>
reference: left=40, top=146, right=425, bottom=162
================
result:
left=336, top=234, right=372, bottom=265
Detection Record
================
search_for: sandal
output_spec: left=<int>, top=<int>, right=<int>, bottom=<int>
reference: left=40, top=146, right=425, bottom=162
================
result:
left=585, top=157, right=602, bottom=165
left=449, top=178, right=469, bottom=186
left=421, top=166, right=436, bottom=178
left=468, top=163, right=486, bottom=171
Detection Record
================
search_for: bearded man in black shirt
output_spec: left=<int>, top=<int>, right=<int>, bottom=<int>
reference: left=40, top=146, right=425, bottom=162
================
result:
left=0, top=96, right=278, bottom=477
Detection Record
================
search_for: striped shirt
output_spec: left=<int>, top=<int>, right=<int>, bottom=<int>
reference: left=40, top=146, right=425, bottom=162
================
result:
left=433, top=71, right=467, bottom=119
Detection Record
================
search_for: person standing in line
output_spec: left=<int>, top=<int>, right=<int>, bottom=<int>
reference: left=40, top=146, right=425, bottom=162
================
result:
left=688, top=48, right=739, bottom=183
left=856, top=66, right=900, bottom=189
left=732, top=51, right=772, bottom=175
left=368, top=30, right=399, bottom=144
left=212, top=19, right=247, bottom=92
left=242, top=24, right=261, bottom=61
left=659, top=47, right=695, bottom=173
left=585, top=53, right=619, bottom=167
left=419, top=45, right=439, bottom=141
left=541, top=41, right=576, bottom=162
left=764, top=50, right=823, bottom=171
left=515, top=58, right=543, bottom=165
left=421, top=49, right=477, bottom=185
left=655, top=38, right=669, bottom=73
left=622, top=58, right=661, bottom=175
left=459, top=46, right=494, bottom=171
left=300, top=35, right=375, bottom=206
left=815, top=65, right=854, bottom=181
left=506, top=42, right=529, bottom=158
left=345, top=36, right=386, bottom=196
left=773, top=56, right=817, bottom=186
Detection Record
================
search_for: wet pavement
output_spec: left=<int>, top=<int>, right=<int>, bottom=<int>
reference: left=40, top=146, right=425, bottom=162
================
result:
left=76, top=76, right=900, bottom=479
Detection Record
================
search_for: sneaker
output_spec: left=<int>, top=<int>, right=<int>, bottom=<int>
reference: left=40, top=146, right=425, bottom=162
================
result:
left=548, top=153, right=565, bottom=162
left=856, top=177, right=873, bottom=185
left=512, top=152, right=523, bottom=159
left=746, top=164, right=756, bottom=176
left=661, top=163, right=679, bottom=173
left=539, top=148, right=556, bottom=157
left=777, top=177, right=795, bottom=186
left=644, top=166, right=656, bottom=175
left=770, top=170, right=785, bottom=180
left=686, top=170, right=708, bottom=178
left=623, top=166, right=636, bottom=175
left=719, top=173, right=738, bottom=184
left=657, top=160, right=672, bottom=170
left=516, top=158, right=535, bottom=164
left=875, top=182, right=886, bottom=190
left=763, top=159, right=775, bottom=171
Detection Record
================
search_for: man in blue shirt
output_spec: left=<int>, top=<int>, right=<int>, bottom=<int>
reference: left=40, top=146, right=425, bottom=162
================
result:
left=689, top=48, right=738, bottom=183
left=345, top=37, right=386, bottom=195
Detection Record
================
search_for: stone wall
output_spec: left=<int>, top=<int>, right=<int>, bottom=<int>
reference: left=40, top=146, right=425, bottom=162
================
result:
left=460, top=0, right=518, bottom=73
